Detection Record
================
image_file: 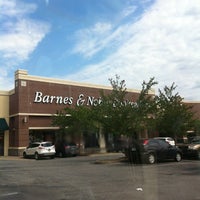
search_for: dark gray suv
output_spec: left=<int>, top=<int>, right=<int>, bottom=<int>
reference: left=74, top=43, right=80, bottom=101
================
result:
left=124, top=139, right=182, bottom=164
left=55, top=141, right=79, bottom=157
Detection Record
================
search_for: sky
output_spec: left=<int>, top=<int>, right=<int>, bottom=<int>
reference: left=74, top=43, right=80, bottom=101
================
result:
left=0, top=0, right=200, bottom=101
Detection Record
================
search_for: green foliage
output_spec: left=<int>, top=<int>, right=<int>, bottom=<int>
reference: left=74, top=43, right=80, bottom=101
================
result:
left=52, top=74, right=196, bottom=140
left=94, top=75, right=158, bottom=137
left=93, top=75, right=132, bottom=135
left=193, top=119, right=200, bottom=134
left=52, top=106, right=97, bottom=138
left=131, top=77, right=158, bottom=133
left=155, top=83, right=195, bottom=138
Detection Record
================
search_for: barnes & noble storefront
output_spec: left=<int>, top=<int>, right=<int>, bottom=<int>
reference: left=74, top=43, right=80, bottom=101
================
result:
left=2, top=70, right=200, bottom=156
left=8, top=70, right=143, bottom=156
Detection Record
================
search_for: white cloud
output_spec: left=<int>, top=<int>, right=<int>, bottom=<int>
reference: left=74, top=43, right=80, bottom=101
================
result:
left=72, top=3, right=138, bottom=59
left=0, top=19, right=50, bottom=60
left=0, top=0, right=36, bottom=18
left=0, top=0, right=50, bottom=90
left=72, top=22, right=113, bottom=58
left=121, top=5, right=137, bottom=18
left=67, top=0, right=200, bottom=100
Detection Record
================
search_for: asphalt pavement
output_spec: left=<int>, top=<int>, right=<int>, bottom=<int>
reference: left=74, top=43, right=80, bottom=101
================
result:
left=0, top=153, right=200, bottom=200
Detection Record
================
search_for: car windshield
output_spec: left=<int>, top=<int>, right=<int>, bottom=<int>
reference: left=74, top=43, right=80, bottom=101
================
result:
left=42, top=142, right=53, bottom=147
left=29, top=143, right=40, bottom=148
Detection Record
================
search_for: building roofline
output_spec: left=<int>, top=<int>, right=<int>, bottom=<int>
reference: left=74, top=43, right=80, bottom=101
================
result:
left=0, top=91, right=10, bottom=96
left=15, top=69, right=153, bottom=94
left=183, top=100, right=200, bottom=104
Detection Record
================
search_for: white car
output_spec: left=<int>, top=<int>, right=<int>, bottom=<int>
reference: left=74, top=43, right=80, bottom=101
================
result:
left=154, top=137, right=175, bottom=146
left=23, top=141, right=56, bottom=160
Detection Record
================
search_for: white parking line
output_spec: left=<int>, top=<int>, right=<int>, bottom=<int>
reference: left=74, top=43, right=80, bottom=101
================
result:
left=1, top=192, right=19, bottom=197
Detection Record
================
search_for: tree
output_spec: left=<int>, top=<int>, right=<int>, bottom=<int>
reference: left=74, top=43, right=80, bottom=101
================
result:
left=52, top=109, right=71, bottom=141
left=93, top=75, right=158, bottom=139
left=52, top=75, right=196, bottom=145
left=52, top=106, right=96, bottom=142
left=92, top=75, right=133, bottom=136
left=155, top=83, right=195, bottom=139
left=52, top=75, right=158, bottom=141
left=193, top=119, right=200, bottom=135
left=130, top=77, right=158, bottom=137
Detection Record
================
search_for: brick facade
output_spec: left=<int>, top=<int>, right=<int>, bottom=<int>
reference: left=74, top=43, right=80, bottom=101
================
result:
left=8, top=70, right=143, bottom=155
left=2, top=69, right=200, bottom=156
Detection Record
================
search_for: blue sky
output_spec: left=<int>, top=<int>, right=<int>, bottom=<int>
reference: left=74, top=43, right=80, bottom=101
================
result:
left=0, top=0, right=200, bottom=101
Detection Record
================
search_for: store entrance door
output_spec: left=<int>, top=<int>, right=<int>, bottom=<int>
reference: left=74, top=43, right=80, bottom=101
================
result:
left=0, top=132, right=4, bottom=156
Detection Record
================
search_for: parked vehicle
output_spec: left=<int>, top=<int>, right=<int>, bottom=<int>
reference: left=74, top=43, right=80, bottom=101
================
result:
left=107, top=139, right=127, bottom=152
left=23, top=141, right=56, bottom=160
left=187, top=136, right=200, bottom=159
left=154, top=137, right=175, bottom=146
left=55, top=141, right=79, bottom=157
left=176, top=142, right=189, bottom=158
left=124, top=139, right=182, bottom=164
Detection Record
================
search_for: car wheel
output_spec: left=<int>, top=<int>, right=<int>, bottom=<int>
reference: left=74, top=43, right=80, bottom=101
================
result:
left=147, top=153, right=156, bottom=164
left=35, top=152, right=40, bottom=160
left=175, top=152, right=182, bottom=162
left=23, top=152, right=27, bottom=158
left=50, top=155, right=55, bottom=159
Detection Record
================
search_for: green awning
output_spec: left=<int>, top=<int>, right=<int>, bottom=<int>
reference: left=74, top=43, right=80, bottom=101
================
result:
left=0, top=118, right=9, bottom=131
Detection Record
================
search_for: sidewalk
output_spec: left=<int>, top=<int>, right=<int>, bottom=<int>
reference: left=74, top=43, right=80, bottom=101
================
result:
left=89, top=152, right=123, bottom=157
left=0, top=156, right=23, bottom=160
left=0, top=152, right=124, bottom=160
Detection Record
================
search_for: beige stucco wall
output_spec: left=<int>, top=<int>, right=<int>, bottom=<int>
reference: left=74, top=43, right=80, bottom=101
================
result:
left=0, top=91, right=10, bottom=156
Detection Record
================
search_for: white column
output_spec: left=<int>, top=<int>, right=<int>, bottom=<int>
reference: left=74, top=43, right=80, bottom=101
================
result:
left=99, top=127, right=106, bottom=153
left=4, top=130, right=9, bottom=156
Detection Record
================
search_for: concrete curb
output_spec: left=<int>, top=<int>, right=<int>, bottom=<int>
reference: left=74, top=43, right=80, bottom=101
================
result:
left=94, top=156, right=127, bottom=164
left=0, top=153, right=124, bottom=161
left=0, top=156, right=23, bottom=160
left=89, top=152, right=123, bottom=157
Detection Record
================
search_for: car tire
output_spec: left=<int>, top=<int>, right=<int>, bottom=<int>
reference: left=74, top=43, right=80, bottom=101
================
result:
left=175, top=152, right=182, bottom=162
left=35, top=152, right=40, bottom=160
left=50, top=155, right=55, bottom=159
left=147, top=153, right=156, bottom=164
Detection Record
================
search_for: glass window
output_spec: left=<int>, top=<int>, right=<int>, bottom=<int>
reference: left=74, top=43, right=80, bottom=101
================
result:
left=42, top=142, right=52, bottom=147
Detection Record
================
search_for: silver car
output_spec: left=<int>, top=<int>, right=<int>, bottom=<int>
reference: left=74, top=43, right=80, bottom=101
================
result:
left=23, top=141, right=56, bottom=160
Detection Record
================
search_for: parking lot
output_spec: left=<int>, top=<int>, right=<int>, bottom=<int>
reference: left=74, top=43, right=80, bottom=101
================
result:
left=0, top=153, right=200, bottom=200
